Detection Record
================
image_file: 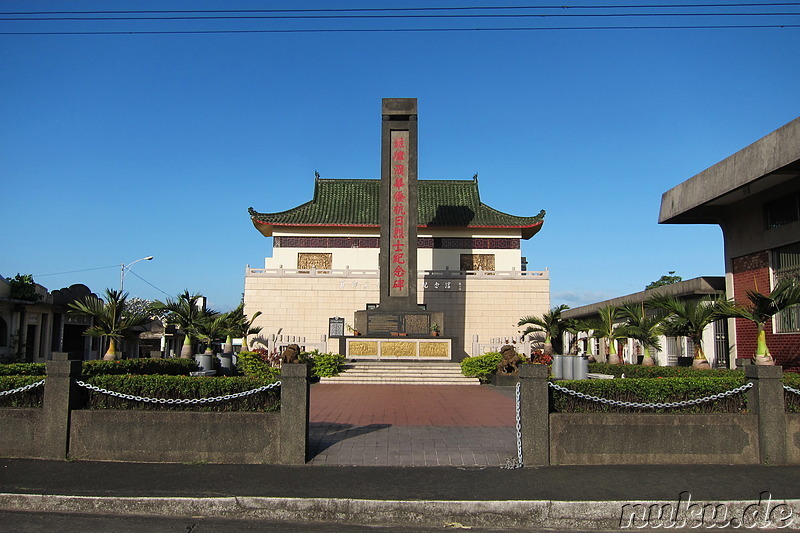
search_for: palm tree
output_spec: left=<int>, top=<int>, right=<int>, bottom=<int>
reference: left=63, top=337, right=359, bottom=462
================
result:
left=593, top=305, right=626, bottom=364
left=150, top=291, right=216, bottom=358
left=68, top=289, right=150, bottom=360
left=518, top=304, right=570, bottom=355
left=225, top=303, right=263, bottom=352
left=731, top=278, right=800, bottom=365
left=649, top=295, right=737, bottom=369
left=619, top=302, right=666, bottom=366
left=195, top=313, right=226, bottom=355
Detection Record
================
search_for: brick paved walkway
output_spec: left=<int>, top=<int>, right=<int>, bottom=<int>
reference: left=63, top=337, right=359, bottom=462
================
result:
left=308, top=384, right=518, bottom=466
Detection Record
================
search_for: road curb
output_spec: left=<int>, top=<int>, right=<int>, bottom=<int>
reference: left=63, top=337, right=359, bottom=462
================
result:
left=2, top=493, right=800, bottom=529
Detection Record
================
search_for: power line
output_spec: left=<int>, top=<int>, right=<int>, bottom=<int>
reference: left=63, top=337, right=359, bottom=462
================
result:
left=3, top=12, right=799, bottom=21
left=126, top=270, right=172, bottom=298
left=2, top=24, right=798, bottom=35
left=33, top=265, right=119, bottom=277
left=3, top=3, right=800, bottom=15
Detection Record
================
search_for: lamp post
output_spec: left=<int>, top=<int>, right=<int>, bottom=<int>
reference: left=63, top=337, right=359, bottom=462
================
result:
left=120, top=256, right=154, bottom=292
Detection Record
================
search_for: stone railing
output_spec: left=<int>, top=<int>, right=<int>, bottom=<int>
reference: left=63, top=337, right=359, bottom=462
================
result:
left=246, top=266, right=548, bottom=280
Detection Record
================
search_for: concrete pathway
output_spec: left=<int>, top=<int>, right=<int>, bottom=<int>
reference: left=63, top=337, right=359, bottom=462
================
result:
left=308, top=384, right=518, bottom=466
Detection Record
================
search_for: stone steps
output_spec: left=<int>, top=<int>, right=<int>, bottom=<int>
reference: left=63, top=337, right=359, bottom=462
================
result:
left=320, top=361, right=480, bottom=385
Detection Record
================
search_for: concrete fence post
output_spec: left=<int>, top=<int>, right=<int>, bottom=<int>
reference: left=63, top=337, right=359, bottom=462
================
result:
left=745, top=365, right=787, bottom=465
left=41, top=353, right=82, bottom=460
left=519, top=363, right=550, bottom=466
left=280, top=363, right=311, bottom=465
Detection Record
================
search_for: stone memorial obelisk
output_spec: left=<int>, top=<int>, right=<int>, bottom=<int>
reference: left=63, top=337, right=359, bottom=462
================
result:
left=354, top=98, right=443, bottom=337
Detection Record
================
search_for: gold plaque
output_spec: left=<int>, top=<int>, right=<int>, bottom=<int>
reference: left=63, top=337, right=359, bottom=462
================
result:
left=380, top=341, right=417, bottom=357
left=349, top=341, right=379, bottom=357
left=420, top=341, right=450, bottom=358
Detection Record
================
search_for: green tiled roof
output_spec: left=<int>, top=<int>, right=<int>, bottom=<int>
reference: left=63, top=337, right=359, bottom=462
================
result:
left=249, top=177, right=545, bottom=239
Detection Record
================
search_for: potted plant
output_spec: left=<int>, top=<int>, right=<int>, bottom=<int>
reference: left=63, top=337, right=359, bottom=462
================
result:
left=345, top=323, right=361, bottom=336
left=430, top=323, right=440, bottom=336
left=731, top=278, right=800, bottom=365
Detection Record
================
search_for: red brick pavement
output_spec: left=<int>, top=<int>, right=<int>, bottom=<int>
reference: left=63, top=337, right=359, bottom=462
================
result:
left=310, top=384, right=515, bottom=427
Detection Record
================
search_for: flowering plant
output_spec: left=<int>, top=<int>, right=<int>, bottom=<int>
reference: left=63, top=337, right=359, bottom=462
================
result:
left=531, top=350, right=552, bottom=366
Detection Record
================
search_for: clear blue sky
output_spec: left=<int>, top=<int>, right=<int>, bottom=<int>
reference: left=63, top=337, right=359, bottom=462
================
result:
left=2, top=1, right=799, bottom=312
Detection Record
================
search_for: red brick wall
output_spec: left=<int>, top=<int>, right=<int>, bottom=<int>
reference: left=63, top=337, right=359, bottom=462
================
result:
left=732, top=251, right=800, bottom=370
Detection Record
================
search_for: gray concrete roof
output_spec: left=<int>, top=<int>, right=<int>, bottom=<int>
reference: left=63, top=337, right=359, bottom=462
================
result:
left=562, top=276, right=725, bottom=319
left=659, top=116, right=800, bottom=224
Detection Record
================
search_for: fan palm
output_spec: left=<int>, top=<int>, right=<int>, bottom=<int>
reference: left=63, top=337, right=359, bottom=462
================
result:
left=619, top=302, right=666, bottom=366
left=68, top=289, right=150, bottom=360
left=518, top=304, right=570, bottom=355
left=731, top=278, right=800, bottom=365
left=150, top=291, right=216, bottom=358
left=593, top=305, right=626, bottom=364
left=649, top=295, right=737, bottom=369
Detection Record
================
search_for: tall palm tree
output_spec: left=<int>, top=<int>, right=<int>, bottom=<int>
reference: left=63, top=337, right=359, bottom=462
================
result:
left=195, top=313, right=226, bottom=355
left=68, top=289, right=150, bottom=360
left=593, top=305, right=625, bottom=364
left=150, top=291, right=216, bottom=358
left=225, top=303, right=263, bottom=352
left=619, top=301, right=666, bottom=366
left=518, top=304, right=570, bottom=355
left=732, top=278, right=800, bottom=365
left=649, top=295, right=737, bottom=369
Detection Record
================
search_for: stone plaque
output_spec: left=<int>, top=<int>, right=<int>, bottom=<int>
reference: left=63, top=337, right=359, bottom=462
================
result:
left=403, top=314, right=430, bottom=335
left=419, top=341, right=450, bottom=358
left=380, top=341, right=416, bottom=357
left=328, top=317, right=345, bottom=337
left=368, top=313, right=401, bottom=333
left=349, top=341, right=379, bottom=357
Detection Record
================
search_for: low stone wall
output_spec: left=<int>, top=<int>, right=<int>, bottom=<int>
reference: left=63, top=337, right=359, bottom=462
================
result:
left=69, top=410, right=280, bottom=464
left=520, top=364, right=799, bottom=466
left=0, top=359, right=310, bottom=465
left=788, top=414, right=800, bottom=465
left=0, top=409, right=42, bottom=459
left=550, top=413, right=759, bottom=465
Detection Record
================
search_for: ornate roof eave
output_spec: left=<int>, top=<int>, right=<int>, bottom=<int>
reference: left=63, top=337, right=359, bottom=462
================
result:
left=251, top=219, right=544, bottom=239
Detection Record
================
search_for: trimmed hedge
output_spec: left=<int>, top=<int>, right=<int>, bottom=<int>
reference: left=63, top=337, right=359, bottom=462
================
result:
left=551, top=376, right=748, bottom=413
left=460, top=352, right=502, bottom=382
left=588, top=363, right=743, bottom=379
left=81, top=358, right=198, bottom=376
left=0, top=376, right=45, bottom=407
left=303, top=350, right=346, bottom=378
left=0, top=363, right=46, bottom=376
left=235, top=351, right=281, bottom=381
left=85, top=375, right=280, bottom=411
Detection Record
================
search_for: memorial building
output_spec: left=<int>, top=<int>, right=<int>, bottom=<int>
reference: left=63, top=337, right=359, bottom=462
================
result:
left=244, top=99, right=549, bottom=359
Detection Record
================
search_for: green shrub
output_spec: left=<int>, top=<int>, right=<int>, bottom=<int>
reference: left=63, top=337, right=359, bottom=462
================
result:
left=81, top=358, right=198, bottom=377
left=784, top=373, right=800, bottom=413
left=0, top=375, right=45, bottom=407
left=85, top=375, right=279, bottom=411
left=0, top=363, right=46, bottom=376
left=587, top=363, right=743, bottom=379
left=551, top=376, right=748, bottom=413
left=460, top=352, right=502, bottom=381
left=302, top=350, right=346, bottom=378
left=235, top=351, right=281, bottom=381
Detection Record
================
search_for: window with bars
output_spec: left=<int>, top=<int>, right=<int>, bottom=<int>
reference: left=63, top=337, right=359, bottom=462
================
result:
left=773, top=242, right=800, bottom=333
left=765, top=192, right=800, bottom=229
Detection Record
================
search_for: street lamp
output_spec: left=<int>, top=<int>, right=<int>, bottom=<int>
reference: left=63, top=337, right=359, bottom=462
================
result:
left=120, top=256, right=154, bottom=292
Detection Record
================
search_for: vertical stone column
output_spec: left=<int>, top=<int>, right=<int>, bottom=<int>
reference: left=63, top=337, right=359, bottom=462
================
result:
left=41, top=353, right=82, bottom=460
left=519, top=364, right=550, bottom=466
left=745, top=365, right=787, bottom=465
left=280, top=363, right=310, bottom=465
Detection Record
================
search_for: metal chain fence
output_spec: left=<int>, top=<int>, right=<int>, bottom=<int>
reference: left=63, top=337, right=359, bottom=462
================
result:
left=0, top=379, right=45, bottom=397
left=76, top=380, right=281, bottom=405
left=785, top=384, right=800, bottom=396
left=548, top=381, right=753, bottom=409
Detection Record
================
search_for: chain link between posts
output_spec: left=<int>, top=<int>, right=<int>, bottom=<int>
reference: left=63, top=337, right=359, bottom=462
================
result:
left=785, top=384, right=800, bottom=396
left=0, top=379, right=45, bottom=397
left=548, top=380, right=753, bottom=409
left=76, top=380, right=281, bottom=404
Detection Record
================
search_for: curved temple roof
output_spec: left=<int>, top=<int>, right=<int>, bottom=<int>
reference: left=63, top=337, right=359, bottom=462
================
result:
left=249, top=177, right=545, bottom=239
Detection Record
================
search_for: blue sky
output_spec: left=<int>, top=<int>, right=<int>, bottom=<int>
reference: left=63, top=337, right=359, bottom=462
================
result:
left=2, top=1, right=799, bottom=312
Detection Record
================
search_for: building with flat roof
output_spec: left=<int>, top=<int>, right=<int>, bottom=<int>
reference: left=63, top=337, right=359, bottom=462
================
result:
left=659, top=116, right=800, bottom=369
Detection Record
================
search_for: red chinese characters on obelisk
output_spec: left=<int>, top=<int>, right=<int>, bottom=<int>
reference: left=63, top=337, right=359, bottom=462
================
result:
left=389, top=131, right=410, bottom=297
